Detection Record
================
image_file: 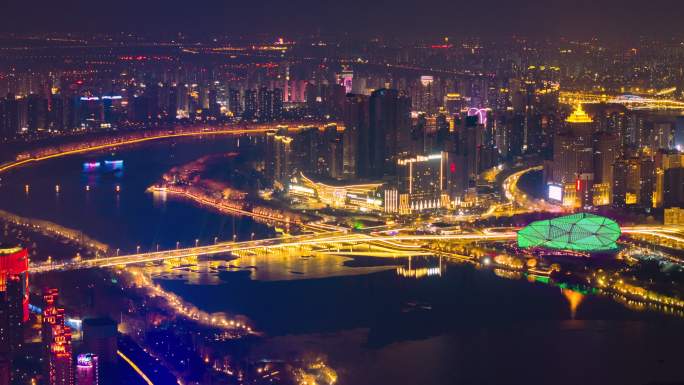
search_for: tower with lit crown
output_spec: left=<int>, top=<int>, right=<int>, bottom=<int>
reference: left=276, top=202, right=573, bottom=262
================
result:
left=548, top=104, right=597, bottom=208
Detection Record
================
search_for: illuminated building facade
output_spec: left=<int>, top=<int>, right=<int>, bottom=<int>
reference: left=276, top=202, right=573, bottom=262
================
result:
left=49, top=325, right=73, bottom=385
left=547, top=105, right=598, bottom=208
left=42, top=288, right=74, bottom=385
left=288, top=174, right=384, bottom=212
left=518, top=213, right=621, bottom=252
left=76, top=354, right=99, bottom=385
left=391, top=152, right=448, bottom=214
left=0, top=246, right=29, bottom=356
left=654, top=151, right=684, bottom=208
left=264, top=131, right=294, bottom=187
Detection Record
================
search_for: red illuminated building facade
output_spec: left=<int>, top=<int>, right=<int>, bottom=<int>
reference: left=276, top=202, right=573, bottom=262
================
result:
left=0, top=245, right=29, bottom=385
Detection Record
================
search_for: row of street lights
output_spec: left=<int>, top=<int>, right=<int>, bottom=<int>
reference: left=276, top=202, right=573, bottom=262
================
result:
left=115, top=232, right=254, bottom=256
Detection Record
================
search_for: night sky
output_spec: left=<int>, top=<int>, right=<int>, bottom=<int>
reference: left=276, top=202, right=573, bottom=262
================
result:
left=1, top=0, right=683, bottom=38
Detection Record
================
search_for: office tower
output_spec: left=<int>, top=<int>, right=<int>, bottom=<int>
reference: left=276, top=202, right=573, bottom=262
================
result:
left=4, top=94, right=20, bottom=136
left=76, top=354, right=99, bottom=385
left=328, top=134, right=344, bottom=179
left=258, top=87, right=273, bottom=122
left=208, top=88, right=220, bottom=119
left=547, top=105, right=596, bottom=208
left=367, top=89, right=411, bottom=176
left=82, top=318, right=117, bottom=385
left=243, top=89, right=257, bottom=120
left=663, top=167, right=684, bottom=208
left=653, top=151, right=683, bottom=208
left=264, top=130, right=277, bottom=181
left=168, top=86, right=178, bottom=122
left=272, top=134, right=293, bottom=186
left=294, top=127, right=319, bottom=174
left=593, top=133, right=620, bottom=205
left=444, top=93, right=464, bottom=115
left=42, top=288, right=73, bottom=385
left=650, top=122, right=674, bottom=151
left=343, top=94, right=369, bottom=179
left=228, top=88, right=241, bottom=117
left=0, top=246, right=29, bottom=354
left=639, top=157, right=655, bottom=208
left=49, top=324, right=73, bottom=385
left=612, top=156, right=654, bottom=207
left=272, top=88, right=283, bottom=121
left=415, top=76, right=436, bottom=114
left=453, top=113, right=484, bottom=184
left=393, top=152, right=447, bottom=214
left=594, top=133, right=620, bottom=184
left=612, top=158, right=629, bottom=207
left=49, top=94, right=65, bottom=131
left=26, top=93, right=48, bottom=132
left=327, top=84, right=347, bottom=118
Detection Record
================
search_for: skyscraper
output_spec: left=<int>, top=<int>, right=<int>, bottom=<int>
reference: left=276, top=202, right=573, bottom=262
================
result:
left=258, top=87, right=273, bottom=122
left=272, top=88, right=283, bottom=121
left=42, top=288, right=73, bottom=385
left=393, top=152, right=447, bottom=214
left=49, top=324, right=73, bottom=385
left=343, top=94, right=369, bottom=179
left=243, top=89, right=257, bottom=121
left=0, top=246, right=28, bottom=385
left=228, top=88, right=242, bottom=117
left=548, top=105, right=596, bottom=208
left=0, top=245, right=29, bottom=353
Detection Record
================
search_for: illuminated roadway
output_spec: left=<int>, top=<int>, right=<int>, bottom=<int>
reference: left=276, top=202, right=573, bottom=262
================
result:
left=502, top=165, right=564, bottom=213
left=559, top=91, right=684, bottom=110
left=28, top=226, right=684, bottom=273
left=0, top=121, right=343, bottom=174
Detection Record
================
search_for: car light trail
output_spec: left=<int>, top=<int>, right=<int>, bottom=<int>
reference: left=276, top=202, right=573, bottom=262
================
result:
left=117, top=350, right=155, bottom=385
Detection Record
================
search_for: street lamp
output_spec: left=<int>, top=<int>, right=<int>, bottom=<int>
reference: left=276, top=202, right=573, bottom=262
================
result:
left=116, top=248, right=120, bottom=256
left=195, top=239, right=199, bottom=247
left=136, top=245, right=140, bottom=254
left=176, top=241, right=180, bottom=249
left=214, top=237, right=218, bottom=245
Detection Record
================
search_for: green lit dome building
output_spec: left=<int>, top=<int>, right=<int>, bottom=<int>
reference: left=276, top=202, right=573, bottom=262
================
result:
left=517, top=213, right=621, bottom=252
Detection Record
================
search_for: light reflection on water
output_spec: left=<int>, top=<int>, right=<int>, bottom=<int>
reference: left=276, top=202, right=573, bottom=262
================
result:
left=147, top=253, right=403, bottom=284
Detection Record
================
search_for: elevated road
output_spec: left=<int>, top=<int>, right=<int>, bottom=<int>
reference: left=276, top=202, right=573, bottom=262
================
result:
left=29, top=230, right=517, bottom=272
left=0, top=121, right=342, bottom=174
left=29, top=226, right=684, bottom=273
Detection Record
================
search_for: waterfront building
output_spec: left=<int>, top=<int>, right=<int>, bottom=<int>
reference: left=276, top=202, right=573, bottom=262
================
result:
left=0, top=246, right=29, bottom=353
left=518, top=213, right=621, bottom=252
left=392, top=152, right=448, bottom=214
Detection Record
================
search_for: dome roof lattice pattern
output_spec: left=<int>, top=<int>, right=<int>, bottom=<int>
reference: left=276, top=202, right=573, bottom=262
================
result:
left=517, top=213, right=621, bottom=252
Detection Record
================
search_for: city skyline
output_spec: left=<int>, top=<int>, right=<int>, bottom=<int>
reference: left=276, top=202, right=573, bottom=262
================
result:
left=0, top=9, right=684, bottom=385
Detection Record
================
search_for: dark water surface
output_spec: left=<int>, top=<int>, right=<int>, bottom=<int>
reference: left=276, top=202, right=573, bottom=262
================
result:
left=160, top=261, right=684, bottom=385
left=0, top=136, right=274, bottom=253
